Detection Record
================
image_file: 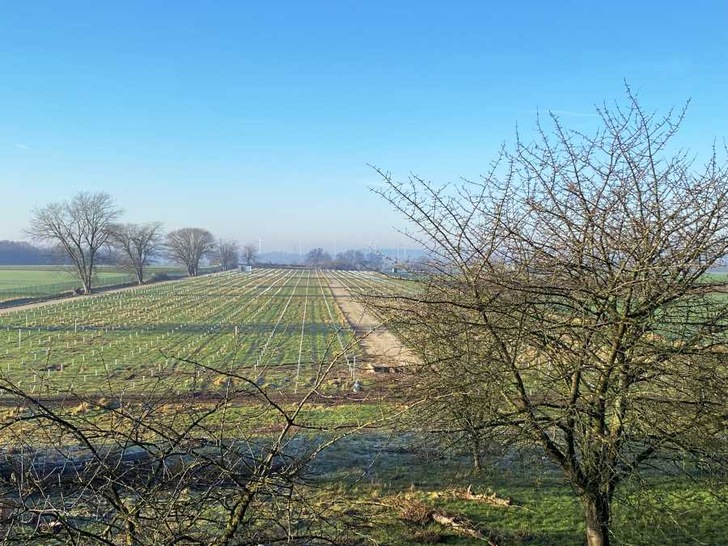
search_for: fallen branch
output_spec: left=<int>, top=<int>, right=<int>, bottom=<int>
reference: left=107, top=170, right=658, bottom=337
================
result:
left=432, top=511, right=484, bottom=539
left=430, top=485, right=514, bottom=507
left=395, top=496, right=499, bottom=545
left=457, top=485, right=513, bottom=507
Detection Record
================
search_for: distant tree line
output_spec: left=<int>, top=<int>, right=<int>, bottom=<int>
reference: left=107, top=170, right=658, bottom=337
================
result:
left=304, top=247, right=383, bottom=270
left=0, top=240, right=53, bottom=265
left=25, top=192, right=259, bottom=293
left=21, top=191, right=386, bottom=293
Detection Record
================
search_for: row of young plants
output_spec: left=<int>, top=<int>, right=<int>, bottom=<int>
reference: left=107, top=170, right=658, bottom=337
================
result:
left=329, top=268, right=420, bottom=299
left=0, top=268, right=368, bottom=396
left=0, top=269, right=405, bottom=544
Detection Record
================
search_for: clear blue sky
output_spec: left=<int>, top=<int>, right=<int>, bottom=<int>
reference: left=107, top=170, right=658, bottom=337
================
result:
left=1, top=1, right=727, bottom=252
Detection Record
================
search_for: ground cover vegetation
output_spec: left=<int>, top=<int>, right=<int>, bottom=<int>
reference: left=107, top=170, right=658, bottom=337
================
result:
left=0, top=269, right=362, bottom=397
left=0, top=268, right=393, bottom=544
left=372, top=91, right=728, bottom=545
left=0, top=266, right=221, bottom=304
left=0, top=268, right=136, bottom=303
left=0, top=266, right=725, bottom=543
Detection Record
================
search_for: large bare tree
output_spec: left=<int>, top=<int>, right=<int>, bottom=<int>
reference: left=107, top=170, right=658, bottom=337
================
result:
left=165, top=227, right=216, bottom=276
left=109, top=222, right=163, bottom=284
left=375, top=92, right=728, bottom=545
left=241, top=243, right=258, bottom=266
left=215, top=238, right=240, bottom=271
left=27, top=192, right=121, bottom=294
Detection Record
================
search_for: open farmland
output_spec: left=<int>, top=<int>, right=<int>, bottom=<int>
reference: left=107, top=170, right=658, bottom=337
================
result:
left=0, top=269, right=403, bottom=398
left=0, top=266, right=136, bottom=302
left=0, top=270, right=725, bottom=544
left=0, top=265, right=202, bottom=303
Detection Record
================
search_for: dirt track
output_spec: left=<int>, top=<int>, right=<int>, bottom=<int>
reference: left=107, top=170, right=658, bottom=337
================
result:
left=326, top=277, right=419, bottom=371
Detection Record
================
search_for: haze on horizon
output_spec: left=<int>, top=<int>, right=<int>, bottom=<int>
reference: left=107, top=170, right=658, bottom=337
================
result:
left=1, top=1, right=727, bottom=252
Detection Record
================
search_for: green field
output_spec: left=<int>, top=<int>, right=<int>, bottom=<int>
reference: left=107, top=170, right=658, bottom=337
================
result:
left=0, top=268, right=364, bottom=396
left=0, top=265, right=133, bottom=285
left=302, top=434, right=728, bottom=546
left=0, top=265, right=198, bottom=302
left=0, top=266, right=136, bottom=301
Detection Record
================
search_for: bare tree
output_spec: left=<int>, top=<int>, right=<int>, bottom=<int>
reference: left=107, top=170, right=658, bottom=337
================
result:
left=305, top=248, right=331, bottom=268
left=165, top=228, right=216, bottom=276
left=0, top=351, right=367, bottom=545
left=363, top=251, right=383, bottom=271
left=374, top=91, right=728, bottom=545
left=332, top=249, right=366, bottom=270
left=27, top=192, right=121, bottom=294
left=109, top=222, right=163, bottom=284
left=241, top=243, right=258, bottom=266
left=215, top=238, right=240, bottom=271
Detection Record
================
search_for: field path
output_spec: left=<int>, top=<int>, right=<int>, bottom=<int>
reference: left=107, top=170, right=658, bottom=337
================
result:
left=325, top=275, right=419, bottom=371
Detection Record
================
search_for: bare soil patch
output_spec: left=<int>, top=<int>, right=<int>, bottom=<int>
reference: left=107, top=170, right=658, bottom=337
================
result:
left=326, top=276, right=419, bottom=372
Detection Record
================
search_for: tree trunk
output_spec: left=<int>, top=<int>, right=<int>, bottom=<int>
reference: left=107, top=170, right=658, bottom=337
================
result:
left=582, top=492, right=611, bottom=546
left=469, top=432, right=482, bottom=472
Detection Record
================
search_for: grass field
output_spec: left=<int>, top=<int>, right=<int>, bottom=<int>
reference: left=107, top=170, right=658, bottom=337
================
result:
left=0, top=266, right=137, bottom=302
left=310, top=437, right=728, bottom=545
left=0, top=265, right=150, bottom=282
left=0, top=265, right=192, bottom=302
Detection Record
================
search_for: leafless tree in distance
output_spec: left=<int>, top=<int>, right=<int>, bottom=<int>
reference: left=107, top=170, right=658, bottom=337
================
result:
left=305, top=248, right=331, bottom=268
left=374, top=90, right=728, bottom=546
left=27, top=191, right=122, bottom=294
left=241, top=243, right=258, bottom=266
left=109, top=222, right=163, bottom=284
left=165, top=227, right=216, bottom=276
left=215, top=238, right=240, bottom=271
